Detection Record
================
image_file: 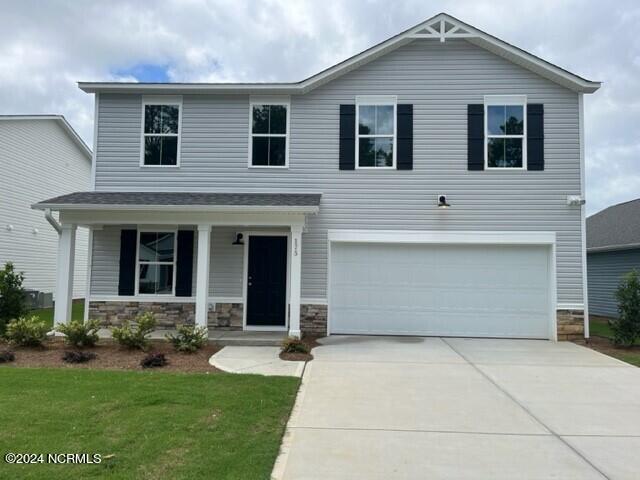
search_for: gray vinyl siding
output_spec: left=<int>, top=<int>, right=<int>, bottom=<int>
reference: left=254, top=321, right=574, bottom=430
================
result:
left=93, top=39, right=583, bottom=305
left=587, top=249, right=640, bottom=318
left=91, top=226, right=242, bottom=298
left=0, top=119, right=90, bottom=299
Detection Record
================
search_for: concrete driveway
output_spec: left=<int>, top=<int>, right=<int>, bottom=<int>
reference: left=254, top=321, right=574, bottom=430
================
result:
left=273, top=336, right=640, bottom=480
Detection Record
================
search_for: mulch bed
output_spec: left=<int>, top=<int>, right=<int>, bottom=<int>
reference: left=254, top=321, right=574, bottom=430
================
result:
left=574, top=335, right=640, bottom=361
left=0, top=337, right=221, bottom=373
left=279, top=335, right=322, bottom=362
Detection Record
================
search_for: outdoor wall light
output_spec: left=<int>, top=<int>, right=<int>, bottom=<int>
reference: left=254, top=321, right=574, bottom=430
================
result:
left=232, top=233, right=244, bottom=245
left=437, top=195, right=450, bottom=208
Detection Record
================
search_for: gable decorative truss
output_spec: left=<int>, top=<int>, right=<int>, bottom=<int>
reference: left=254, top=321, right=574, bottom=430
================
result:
left=79, top=13, right=601, bottom=95
left=409, top=17, right=474, bottom=42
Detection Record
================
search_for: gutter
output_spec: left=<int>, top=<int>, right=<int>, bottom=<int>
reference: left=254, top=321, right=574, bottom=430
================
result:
left=44, top=208, right=62, bottom=235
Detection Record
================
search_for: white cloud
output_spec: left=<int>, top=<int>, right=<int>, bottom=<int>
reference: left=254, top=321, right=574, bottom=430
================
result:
left=0, top=0, right=637, bottom=214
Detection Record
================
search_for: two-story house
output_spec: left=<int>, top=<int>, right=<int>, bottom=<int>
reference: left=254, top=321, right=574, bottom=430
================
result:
left=35, top=13, right=600, bottom=340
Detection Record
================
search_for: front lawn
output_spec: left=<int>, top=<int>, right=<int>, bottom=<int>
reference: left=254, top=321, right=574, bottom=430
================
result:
left=31, top=300, right=85, bottom=329
left=0, top=368, right=298, bottom=479
left=579, top=316, right=640, bottom=367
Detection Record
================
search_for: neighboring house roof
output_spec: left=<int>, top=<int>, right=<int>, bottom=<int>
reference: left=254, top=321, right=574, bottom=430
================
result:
left=33, top=191, right=322, bottom=213
left=0, top=115, right=92, bottom=160
left=78, top=12, right=601, bottom=96
left=587, top=199, right=640, bottom=252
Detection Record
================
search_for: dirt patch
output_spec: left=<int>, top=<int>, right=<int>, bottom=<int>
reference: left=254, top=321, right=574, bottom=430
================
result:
left=574, top=335, right=640, bottom=365
left=0, top=337, right=221, bottom=373
left=279, top=335, right=322, bottom=362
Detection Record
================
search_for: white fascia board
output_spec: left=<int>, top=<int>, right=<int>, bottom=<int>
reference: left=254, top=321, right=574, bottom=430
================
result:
left=327, top=229, right=556, bottom=245
left=78, top=14, right=600, bottom=97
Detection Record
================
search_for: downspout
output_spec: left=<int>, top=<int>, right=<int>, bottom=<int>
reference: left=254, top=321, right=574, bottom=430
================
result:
left=44, top=208, right=62, bottom=235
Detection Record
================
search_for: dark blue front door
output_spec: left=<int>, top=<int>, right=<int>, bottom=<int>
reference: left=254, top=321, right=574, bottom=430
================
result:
left=246, top=236, right=287, bottom=327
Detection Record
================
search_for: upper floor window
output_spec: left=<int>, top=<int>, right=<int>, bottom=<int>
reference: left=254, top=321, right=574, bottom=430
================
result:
left=141, top=96, right=182, bottom=167
left=250, top=101, right=289, bottom=167
left=137, top=231, right=176, bottom=295
left=356, top=96, right=396, bottom=169
left=485, top=96, right=526, bottom=169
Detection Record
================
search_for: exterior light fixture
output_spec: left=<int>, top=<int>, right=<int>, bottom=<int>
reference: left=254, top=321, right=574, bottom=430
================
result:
left=437, top=195, right=450, bottom=208
left=232, top=233, right=244, bottom=245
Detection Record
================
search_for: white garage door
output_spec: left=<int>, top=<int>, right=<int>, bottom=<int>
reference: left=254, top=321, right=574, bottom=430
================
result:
left=329, top=242, right=551, bottom=339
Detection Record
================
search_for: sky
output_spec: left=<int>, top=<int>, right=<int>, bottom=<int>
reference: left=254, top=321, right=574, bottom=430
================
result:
left=1, top=0, right=638, bottom=216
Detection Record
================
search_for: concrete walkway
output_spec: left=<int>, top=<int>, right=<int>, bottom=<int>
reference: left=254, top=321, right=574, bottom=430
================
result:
left=209, top=346, right=305, bottom=377
left=272, top=336, right=640, bottom=480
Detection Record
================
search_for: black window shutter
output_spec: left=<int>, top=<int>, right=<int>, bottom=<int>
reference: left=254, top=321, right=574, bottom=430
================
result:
left=175, top=230, right=195, bottom=297
left=527, top=104, right=544, bottom=171
left=397, top=104, right=413, bottom=170
left=467, top=104, right=484, bottom=171
left=118, top=229, right=137, bottom=296
left=339, top=104, right=356, bottom=170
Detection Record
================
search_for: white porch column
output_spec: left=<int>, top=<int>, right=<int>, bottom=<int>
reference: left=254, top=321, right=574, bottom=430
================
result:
left=195, top=225, right=212, bottom=328
left=289, top=224, right=303, bottom=338
left=54, top=224, right=77, bottom=325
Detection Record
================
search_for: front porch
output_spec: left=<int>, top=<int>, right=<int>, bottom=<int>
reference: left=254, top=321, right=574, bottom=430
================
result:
left=33, top=192, right=323, bottom=339
left=96, top=327, right=287, bottom=346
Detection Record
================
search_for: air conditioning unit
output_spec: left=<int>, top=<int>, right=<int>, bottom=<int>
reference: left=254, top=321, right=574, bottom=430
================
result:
left=23, top=290, right=54, bottom=309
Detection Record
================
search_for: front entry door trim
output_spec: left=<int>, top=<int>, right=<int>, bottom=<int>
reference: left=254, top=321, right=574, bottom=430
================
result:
left=243, top=231, right=291, bottom=331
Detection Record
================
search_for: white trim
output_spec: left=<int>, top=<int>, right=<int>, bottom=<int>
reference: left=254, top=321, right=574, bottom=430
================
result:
left=83, top=227, right=94, bottom=322
left=557, top=303, right=585, bottom=311
left=326, top=229, right=557, bottom=341
left=355, top=96, right=397, bottom=170
left=242, top=231, right=292, bottom=331
left=579, top=92, right=589, bottom=338
left=484, top=95, right=527, bottom=170
left=91, top=94, right=99, bottom=189
left=248, top=97, right=290, bottom=169
left=134, top=228, right=178, bottom=297
left=90, top=295, right=195, bottom=303
left=139, top=95, right=183, bottom=168
left=327, top=229, right=556, bottom=245
left=78, top=14, right=601, bottom=95
left=301, top=297, right=327, bottom=305
left=54, top=224, right=77, bottom=325
left=208, top=296, right=243, bottom=304
left=58, top=210, right=310, bottom=228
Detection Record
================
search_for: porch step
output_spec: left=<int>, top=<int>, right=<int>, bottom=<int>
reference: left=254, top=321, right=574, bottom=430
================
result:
left=209, top=331, right=286, bottom=347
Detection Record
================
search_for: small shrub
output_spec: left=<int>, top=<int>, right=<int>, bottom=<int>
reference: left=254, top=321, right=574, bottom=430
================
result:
left=111, top=312, right=156, bottom=350
left=281, top=337, right=309, bottom=354
left=62, top=350, right=97, bottom=364
left=5, top=316, right=48, bottom=347
left=0, top=350, right=16, bottom=363
left=166, top=324, right=208, bottom=353
left=613, top=270, right=640, bottom=346
left=56, top=320, right=100, bottom=348
left=141, top=352, right=167, bottom=368
left=0, top=262, right=26, bottom=336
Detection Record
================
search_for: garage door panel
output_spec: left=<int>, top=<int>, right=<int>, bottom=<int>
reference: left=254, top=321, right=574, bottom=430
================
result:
left=330, top=242, right=551, bottom=338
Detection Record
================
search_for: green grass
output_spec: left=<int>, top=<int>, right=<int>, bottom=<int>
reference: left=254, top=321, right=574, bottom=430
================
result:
left=589, top=316, right=640, bottom=367
left=0, top=368, right=299, bottom=479
left=30, top=301, right=85, bottom=329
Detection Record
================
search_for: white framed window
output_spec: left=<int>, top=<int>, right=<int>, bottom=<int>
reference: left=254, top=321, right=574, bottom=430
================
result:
left=356, top=95, right=397, bottom=169
left=249, top=97, right=290, bottom=168
left=140, top=96, right=182, bottom=167
left=135, top=230, right=177, bottom=295
left=484, top=95, right=527, bottom=169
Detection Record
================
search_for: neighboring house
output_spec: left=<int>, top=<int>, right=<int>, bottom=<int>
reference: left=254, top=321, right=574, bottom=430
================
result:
left=587, top=199, right=640, bottom=318
left=34, top=13, right=600, bottom=340
left=0, top=115, right=91, bottom=303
